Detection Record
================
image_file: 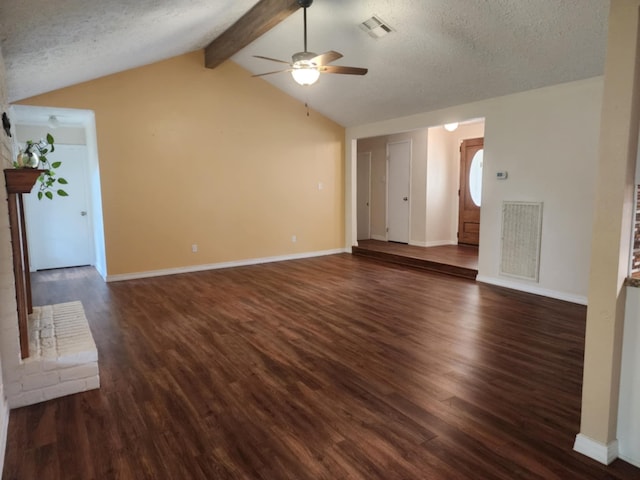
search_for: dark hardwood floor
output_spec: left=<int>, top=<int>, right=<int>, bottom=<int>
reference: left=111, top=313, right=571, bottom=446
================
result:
left=3, top=254, right=639, bottom=479
left=353, top=240, right=479, bottom=280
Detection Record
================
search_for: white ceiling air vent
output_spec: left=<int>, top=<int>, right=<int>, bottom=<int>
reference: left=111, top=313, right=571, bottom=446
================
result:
left=360, top=15, right=393, bottom=39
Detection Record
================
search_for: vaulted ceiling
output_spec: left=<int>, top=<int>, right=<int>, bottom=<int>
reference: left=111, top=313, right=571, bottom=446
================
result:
left=0, top=0, right=609, bottom=126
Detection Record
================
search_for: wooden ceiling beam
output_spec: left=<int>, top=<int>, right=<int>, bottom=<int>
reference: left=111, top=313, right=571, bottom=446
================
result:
left=205, top=0, right=300, bottom=69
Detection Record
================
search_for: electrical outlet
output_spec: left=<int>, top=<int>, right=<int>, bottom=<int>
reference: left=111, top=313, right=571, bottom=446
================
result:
left=191, top=244, right=198, bottom=253
left=291, top=235, right=297, bottom=243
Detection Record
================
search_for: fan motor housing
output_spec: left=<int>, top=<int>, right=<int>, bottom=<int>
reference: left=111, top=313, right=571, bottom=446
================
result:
left=292, top=51, right=317, bottom=64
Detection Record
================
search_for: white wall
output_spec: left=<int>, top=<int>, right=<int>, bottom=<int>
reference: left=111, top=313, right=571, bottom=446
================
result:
left=15, top=125, right=86, bottom=145
left=425, top=127, right=450, bottom=245
left=0, top=46, right=14, bottom=476
left=358, top=129, right=428, bottom=245
left=619, top=287, right=640, bottom=467
left=347, top=77, right=603, bottom=303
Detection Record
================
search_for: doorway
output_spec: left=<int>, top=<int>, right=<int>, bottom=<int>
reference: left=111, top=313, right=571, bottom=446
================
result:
left=24, top=145, right=94, bottom=270
left=12, top=105, right=107, bottom=278
left=387, top=140, right=411, bottom=243
left=357, top=152, right=371, bottom=240
left=458, top=137, right=484, bottom=246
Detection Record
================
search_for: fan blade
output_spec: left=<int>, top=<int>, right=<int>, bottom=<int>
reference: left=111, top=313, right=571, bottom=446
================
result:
left=310, top=50, right=343, bottom=66
left=319, top=65, right=368, bottom=75
left=253, top=55, right=291, bottom=65
left=252, top=69, right=292, bottom=77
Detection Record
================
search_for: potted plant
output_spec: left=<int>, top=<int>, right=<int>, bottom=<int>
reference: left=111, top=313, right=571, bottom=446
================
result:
left=14, top=133, right=68, bottom=199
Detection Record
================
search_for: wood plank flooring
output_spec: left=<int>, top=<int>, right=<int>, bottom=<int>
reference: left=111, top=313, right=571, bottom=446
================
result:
left=353, top=240, right=478, bottom=280
left=3, top=254, right=639, bottom=479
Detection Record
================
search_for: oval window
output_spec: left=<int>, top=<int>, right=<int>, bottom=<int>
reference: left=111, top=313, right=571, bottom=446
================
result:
left=469, top=149, right=483, bottom=206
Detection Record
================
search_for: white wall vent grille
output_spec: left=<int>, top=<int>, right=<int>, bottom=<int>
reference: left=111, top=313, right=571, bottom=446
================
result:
left=360, top=15, right=393, bottom=39
left=500, top=201, right=543, bottom=282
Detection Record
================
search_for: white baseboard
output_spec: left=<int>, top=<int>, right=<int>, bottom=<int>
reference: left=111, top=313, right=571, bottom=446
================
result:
left=574, top=433, right=619, bottom=465
left=0, top=388, right=8, bottom=477
left=371, top=234, right=387, bottom=241
left=106, top=248, right=347, bottom=282
left=407, top=240, right=457, bottom=247
left=476, top=275, right=587, bottom=305
left=409, top=240, right=427, bottom=247
left=424, top=240, right=457, bottom=247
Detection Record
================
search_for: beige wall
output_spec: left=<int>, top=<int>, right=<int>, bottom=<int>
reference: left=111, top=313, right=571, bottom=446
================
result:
left=17, top=51, right=345, bottom=275
left=0, top=46, right=15, bottom=473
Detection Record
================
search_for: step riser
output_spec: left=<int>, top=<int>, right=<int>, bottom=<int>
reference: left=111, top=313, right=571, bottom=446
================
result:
left=352, top=248, right=477, bottom=280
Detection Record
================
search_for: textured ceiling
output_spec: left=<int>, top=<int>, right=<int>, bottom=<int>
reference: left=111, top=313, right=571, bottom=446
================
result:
left=0, top=0, right=259, bottom=102
left=1, top=0, right=609, bottom=127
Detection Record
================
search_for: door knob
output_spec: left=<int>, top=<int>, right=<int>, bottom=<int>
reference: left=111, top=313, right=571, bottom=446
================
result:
left=403, top=197, right=408, bottom=201
left=80, top=211, right=87, bottom=216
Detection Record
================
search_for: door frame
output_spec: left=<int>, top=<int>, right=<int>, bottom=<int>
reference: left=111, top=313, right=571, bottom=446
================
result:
left=356, top=151, right=372, bottom=241
left=457, top=137, right=484, bottom=246
left=11, top=105, right=108, bottom=279
left=386, top=140, right=412, bottom=243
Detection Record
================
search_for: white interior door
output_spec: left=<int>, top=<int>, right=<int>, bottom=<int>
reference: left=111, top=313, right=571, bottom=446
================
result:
left=24, top=144, right=94, bottom=270
left=387, top=141, right=411, bottom=243
left=357, top=152, right=371, bottom=240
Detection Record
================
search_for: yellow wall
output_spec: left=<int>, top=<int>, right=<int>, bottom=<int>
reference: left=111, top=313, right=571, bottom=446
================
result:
left=18, top=51, right=345, bottom=275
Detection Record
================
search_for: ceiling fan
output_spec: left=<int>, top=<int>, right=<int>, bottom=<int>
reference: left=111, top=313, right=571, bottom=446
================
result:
left=253, top=0, right=368, bottom=86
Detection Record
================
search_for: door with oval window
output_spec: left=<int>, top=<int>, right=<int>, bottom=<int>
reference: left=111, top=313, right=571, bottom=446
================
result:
left=458, top=137, right=484, bottom=246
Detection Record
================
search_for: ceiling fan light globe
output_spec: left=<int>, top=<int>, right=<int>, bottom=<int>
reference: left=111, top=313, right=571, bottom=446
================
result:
left=292, top=67, right=320, bottom=86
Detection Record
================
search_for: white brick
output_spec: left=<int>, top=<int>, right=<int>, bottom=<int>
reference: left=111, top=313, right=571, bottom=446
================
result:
left=22, top=372, right=59, bottom=391
left=21, top=358, right=42, bottom=375
left=59, top=363, right=98, bottom=381
left=58, top=350, right=97, bottom=364
left=42, top=379, right=87, bottom=401
left=42, top=358, right=67, bottom=371
left=5, top=381, right=21, bottom=396
left=86, top=375, right=100, bottom=390
left=9, top=389, right=44, bottom=408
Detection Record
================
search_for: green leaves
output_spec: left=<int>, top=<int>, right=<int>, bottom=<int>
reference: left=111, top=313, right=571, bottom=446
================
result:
left=25, top=133, right=71, bottom=201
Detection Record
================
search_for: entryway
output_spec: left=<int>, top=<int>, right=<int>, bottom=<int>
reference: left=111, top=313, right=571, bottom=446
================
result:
left=24, top=145, right=94, bottom=270
left=11, top=105, right=107, bottom=278
left=352, top=239, right=478, bottom=280
left=354, top=118, right=485, bottom=277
